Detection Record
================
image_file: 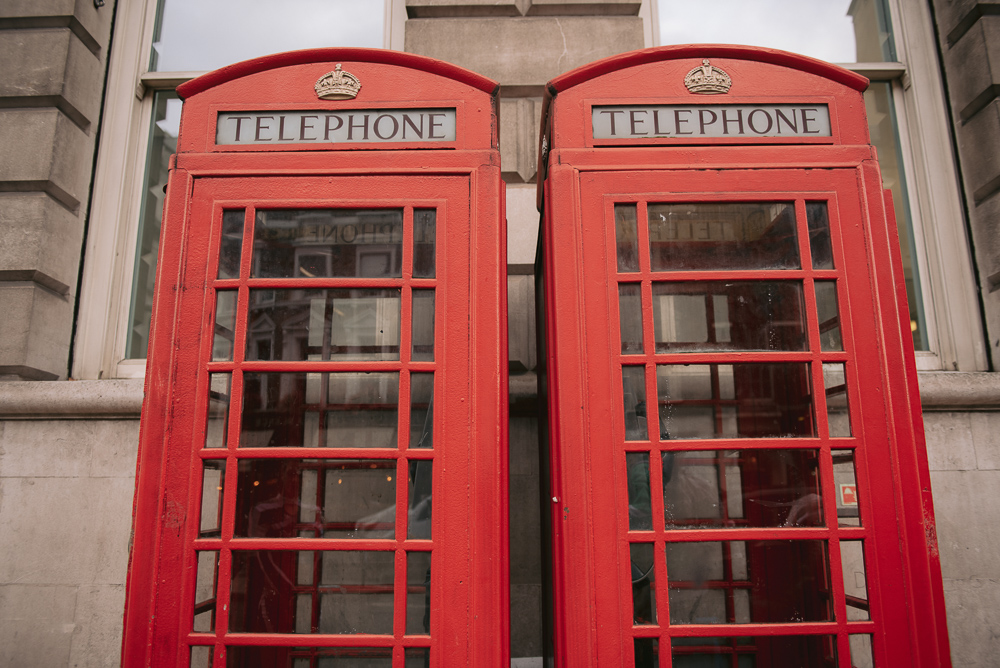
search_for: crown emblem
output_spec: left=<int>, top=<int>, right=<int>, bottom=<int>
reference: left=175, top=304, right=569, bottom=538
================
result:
left=315, top=64, right=361, bottom=100
left=684, top=59, right=732, bottom=95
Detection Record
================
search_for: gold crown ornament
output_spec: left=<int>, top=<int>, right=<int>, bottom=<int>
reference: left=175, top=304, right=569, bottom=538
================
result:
left=315, top=64, right=362, bottom=100
left=684, top=60, right=732, bottom=95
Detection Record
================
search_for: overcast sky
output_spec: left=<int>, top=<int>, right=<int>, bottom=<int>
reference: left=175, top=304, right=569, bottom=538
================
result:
left=658, top=0, right=859, bottom=63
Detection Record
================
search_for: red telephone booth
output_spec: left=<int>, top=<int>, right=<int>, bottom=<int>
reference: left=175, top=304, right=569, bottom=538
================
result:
left=122, top=49, right=508, bottom=667
left=537, top=45, right=950, bottom=667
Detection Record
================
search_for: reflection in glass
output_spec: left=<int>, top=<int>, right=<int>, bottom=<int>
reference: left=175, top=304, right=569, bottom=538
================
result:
left=815, top=281, right=843, bottom=351
left=622, top=366, right=648, bottom=441
left=226, top=647, right=392, bottom=667
left=218, top=209, right=244, bottom=279
left=841, top=540, right=871, bottom=621
left=407, top=551, right=432, bottom=635
left=619, top=284, right=644, bottom=354
left=647, top=202, right=798, bottom=272
left=652, top=281, right=806, bottom=352
left=405, top=648, right=431, bottom=667
left=200, top=460, right=225, bottom=536
left=229, top=550, right=394, bottom=634
left=850, top=634, right=875, bottom=668
left=252, top=209, right=403, bottom=279
left=241, top=372, right=399, bottom=449
left=823, top=363, right=852, bottom=437
left=193, top=551, right=219, bottom=632
left=833, top=449, right=861, bottom=526
left=631, top=543, right=656, bottom=625
left=671, top=635, right=837, bottom=668
left=246, top=289, right=400, bottom=362
left=190, top=646, right=212, bottom=668
left=615, top=204, right=640, bottom=272
left=626, top=453, right=652, bottom=531
left=408, top=461, right=433, bottom=539
left=663, top=450, right=822, bottom=529
left=657, top=364, right=814, bottom=439
left=234, top=459, right=396, bottom=538
left=412, top=289, right=435, bottom=361
left=205, top=373, right=231, bottom=449
left=212, top=290, right=237, bottom=361
left=413, top=209, right=436, bottom=278
left=666, top=540, right=832, bottom=624
left=806, top=202, right=835, bottom=270
left=634, top=638, right=658, bottom=668
left=410, top=373, right=434, bottom=448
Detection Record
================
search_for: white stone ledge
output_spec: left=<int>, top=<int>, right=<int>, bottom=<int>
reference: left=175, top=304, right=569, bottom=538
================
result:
left=0, top=379, right=144, bottom=419
left=918, top=372, right=1000, bottom=411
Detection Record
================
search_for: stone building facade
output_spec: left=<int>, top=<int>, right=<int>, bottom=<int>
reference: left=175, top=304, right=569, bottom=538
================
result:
left=0, top=0, right=999, bottom=665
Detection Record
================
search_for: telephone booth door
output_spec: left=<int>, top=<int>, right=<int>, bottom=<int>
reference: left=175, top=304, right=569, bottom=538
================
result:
left=122, top=50, right=507, bottom=667
left=538, top=46, right=950, bottom=668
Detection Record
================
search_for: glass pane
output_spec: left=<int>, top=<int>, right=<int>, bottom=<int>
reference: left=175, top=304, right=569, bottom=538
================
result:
left=663, top=450, right=823, bottom=529
left=666, top=541, right=833, bottom=624
left=226, top=647, right=392, bottom=667
left=241, top=372, right=399, bottom=449
left=619, top=284, right=644, bottom=354
left=631, top=543, right=656, bottom=625
left=815, top=281, right=843, bottom=351
left=623, top=366, right=648, bottom=441
left=234, top=459, right=396, bottom=538
left=806, top=202, right=835, bottom=270
left=406, top=551, right=432, bottom=635
left=626, top=453, right=652, bottom=531
left=405, top=648, right=431, bottom=667
left=833, top=449, right=861, bottom=526
left=190, top=646, right=212, bottom=668
left=657, top=0, right=893, bottom=62
left=657, top=364, right=814, bottom=439
left=411, top=289, right=435, bottom=361
left=193, top=551, right=219, bottom=632
left=865, top=81, right=926, bottom=350
left=200, top=460, right=225, bottom=536
left=648, top=202, right=798, bottom=271
left=151, top=0, right=383, bottom=72
left=252, top=209, right=403, bottom=279
left=205, top=373, right=231, bottom=449
left=634, top=638, right=658, bottom=668
left=218, top=209, right=244, bottom=279
left=229, top=550, right=394, bottom=634
left=841, top=540, right=871, bottom=620
left=850, top=635, right=875, bottom=668
left=126, top=90, right=180, bottom=358
left=212, top=290, right=237, bottom=361
left=410, top=373, right=434, bottom=449
left=616, top=204, right=640, bottom=272
left=823, top=363, right=852, bottom=437
left=413, top=209, right=436, bottom=278
left=408, top=461, right=433, bottom=539
left=652, top=282, right=806, bottom=351
left=246, top=289, right=400, bottom=362
left=671, top=636, right=837, bottom=668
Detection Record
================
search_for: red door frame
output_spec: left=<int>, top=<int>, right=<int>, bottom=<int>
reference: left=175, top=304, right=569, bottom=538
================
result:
left=122, top=49, right=508, bottom=667
left=537, top=45, right=950, bottom=667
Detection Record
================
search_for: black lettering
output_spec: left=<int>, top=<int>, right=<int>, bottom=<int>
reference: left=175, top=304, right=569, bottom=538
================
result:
left=747, top=108, right=774, bottom=135
left=775, top=108, right=798, bottom=134
left=721, top=108, right=744, bottom=135
left=698, top=109, right=718, bottom=135
left=230, top=116, right=251, bottom=142
left=342, top=224, right=357, bottom=243
left=278, top=115, right=296, bottom=141
left=347, top=114, right=370, bottom=140
left=801, top=107, right=821, bottom=134
left=652, top=109, right=669, bottom=135
left=373, top=114, right=400, bottom=140
left=255, top=115, right=274, bottom=141
left=674, top=109, right=693, bottom=135
left=600, top=109, right=626, bottom=136
left=402, top=113, right=424, bottom=139
left=629, top=110, right=648, bottom=136
left=428, top=113, right=447, bottom=139
left=324, top=115, right=344, bottom=141
left=299, top=115, right=318, bottom=141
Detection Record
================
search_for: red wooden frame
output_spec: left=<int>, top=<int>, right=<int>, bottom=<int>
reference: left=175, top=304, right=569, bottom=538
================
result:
left=537, top=45, right=950, bottom=668
left=123, top=49, right=508, bottom=667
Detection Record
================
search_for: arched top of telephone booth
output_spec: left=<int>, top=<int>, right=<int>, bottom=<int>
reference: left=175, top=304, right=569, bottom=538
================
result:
left=173, top=48, right=499, bottom=154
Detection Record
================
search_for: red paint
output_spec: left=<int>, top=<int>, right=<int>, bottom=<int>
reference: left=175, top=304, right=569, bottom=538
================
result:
left=538, top=46, right=950, bottom=667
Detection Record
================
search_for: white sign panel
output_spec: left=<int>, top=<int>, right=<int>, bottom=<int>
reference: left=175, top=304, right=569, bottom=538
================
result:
left=216, top=108, right=456, bottom=145
left=592, top=104, right=831, bottom=140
